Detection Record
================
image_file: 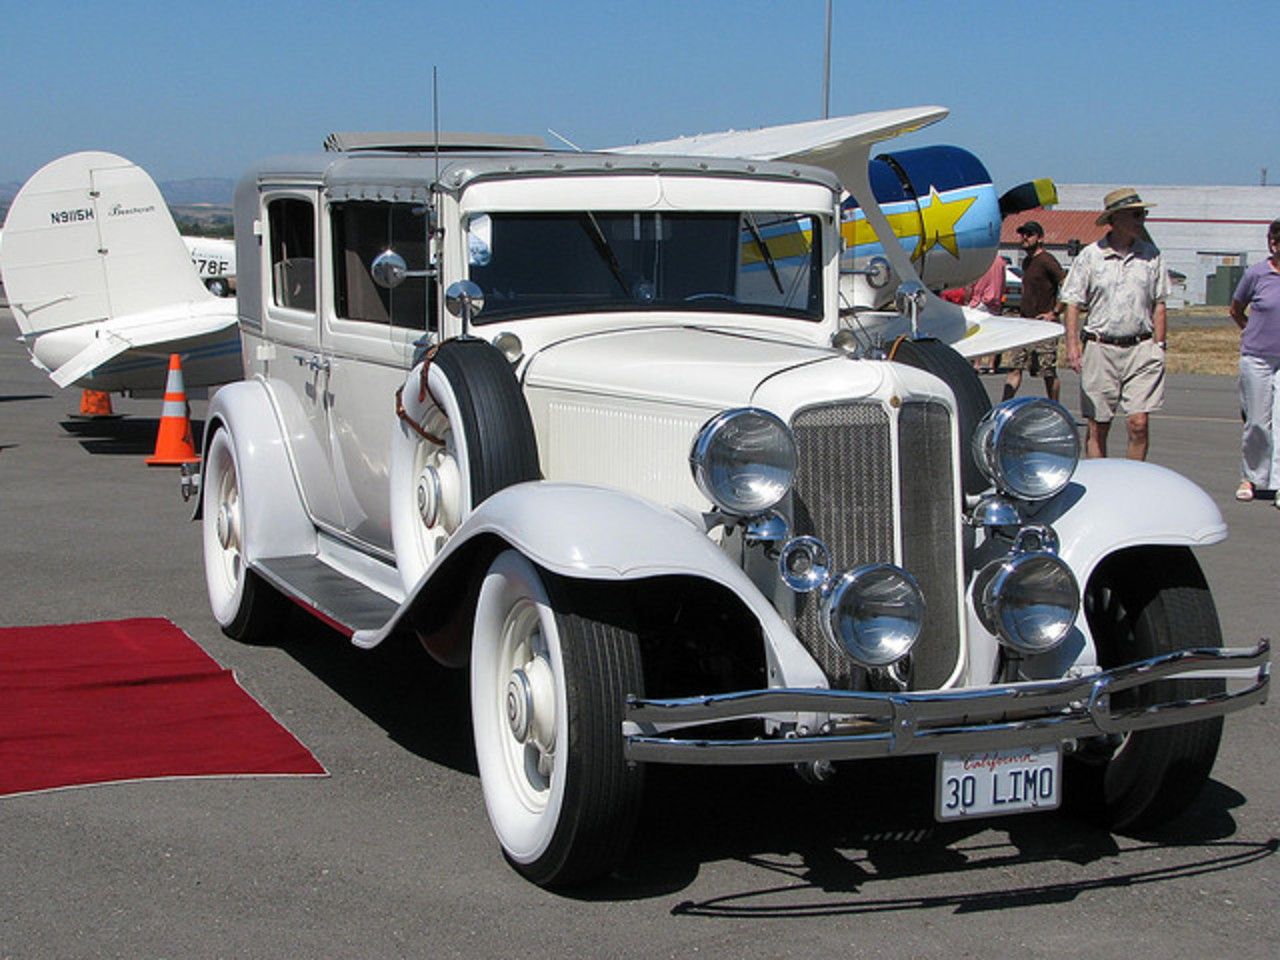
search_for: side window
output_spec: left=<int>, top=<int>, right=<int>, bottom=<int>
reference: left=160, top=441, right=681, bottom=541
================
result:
left=331, top=200, right=436, bottom=331
left=268, top=198, right=315, bottom=311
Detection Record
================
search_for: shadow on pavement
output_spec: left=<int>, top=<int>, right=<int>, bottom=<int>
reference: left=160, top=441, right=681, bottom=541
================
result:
left=59, top=416, right=206, bottom=456
left=595, top=764, right=1275, bottom=908
left=275, top=617, right=476, bottom=776
left=0, top=393, right=53, bottom=403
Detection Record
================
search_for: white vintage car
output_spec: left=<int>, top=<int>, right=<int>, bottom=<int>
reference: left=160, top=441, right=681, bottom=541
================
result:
left=198, top=125, right=1269, bottom=888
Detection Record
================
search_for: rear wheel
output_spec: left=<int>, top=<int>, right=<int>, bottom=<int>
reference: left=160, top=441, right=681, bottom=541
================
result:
left=1065, top=547, right=1225, bottom=832
left=470, top=550, right=644, bottom=887
left=202, top=428, right=289, bottom=642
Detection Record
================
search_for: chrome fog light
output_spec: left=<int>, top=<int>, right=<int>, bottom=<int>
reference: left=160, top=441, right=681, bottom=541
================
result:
left=821, top=563, right=925, bottom=666
left=690, top=408, right=797, bottom=517
left=979, top=551, right=1079, bottom=654
left=778, top=536, right=831, bottom=593
left=972, top=398, right=1079, bottom=500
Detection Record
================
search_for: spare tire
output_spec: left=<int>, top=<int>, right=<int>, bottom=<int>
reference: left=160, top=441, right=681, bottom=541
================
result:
left=390, top=338, right=541, bottom=591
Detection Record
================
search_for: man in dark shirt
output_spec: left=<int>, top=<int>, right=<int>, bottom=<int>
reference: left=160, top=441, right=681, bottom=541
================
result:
left=1003, top=220, right=1067, bottom=401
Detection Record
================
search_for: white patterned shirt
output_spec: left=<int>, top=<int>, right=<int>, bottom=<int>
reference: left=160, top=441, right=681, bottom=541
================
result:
left=1060, top=235, right=1170, bottom=338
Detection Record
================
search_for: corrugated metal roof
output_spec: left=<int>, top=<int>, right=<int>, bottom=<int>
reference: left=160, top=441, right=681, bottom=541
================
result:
left=1002, top=210, right=1106, bottom=245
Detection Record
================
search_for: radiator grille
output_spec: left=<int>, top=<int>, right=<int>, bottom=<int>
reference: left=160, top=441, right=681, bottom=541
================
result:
left=791, top=400, right=961, bottom=690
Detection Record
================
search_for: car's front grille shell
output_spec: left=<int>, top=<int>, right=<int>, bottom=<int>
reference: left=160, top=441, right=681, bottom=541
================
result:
left=790, top=399, right=961, bottom=690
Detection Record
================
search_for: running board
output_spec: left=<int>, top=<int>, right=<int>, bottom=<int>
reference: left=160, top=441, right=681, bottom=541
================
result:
left=255, top=555, right=399, bottom=638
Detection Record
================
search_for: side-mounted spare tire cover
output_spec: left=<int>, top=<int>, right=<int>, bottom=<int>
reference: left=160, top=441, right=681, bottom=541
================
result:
left=391, top=338, right=542, bottom=591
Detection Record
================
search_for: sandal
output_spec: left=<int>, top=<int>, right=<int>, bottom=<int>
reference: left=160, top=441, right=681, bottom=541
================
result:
left=1235, top=480, right=1254, bottom=502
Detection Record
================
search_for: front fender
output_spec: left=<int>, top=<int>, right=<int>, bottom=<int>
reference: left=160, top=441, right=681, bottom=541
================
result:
left=1027, top=459, right=1225, bottom=669
left=1039, top=459, right=1226, bottom=577
left=364, top=482, right=827, bottom=689
left=205, top=379, right=316, bottom=563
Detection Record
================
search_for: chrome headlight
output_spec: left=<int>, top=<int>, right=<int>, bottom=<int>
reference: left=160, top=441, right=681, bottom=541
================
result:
left=971, top=397, right=1079, bottom=500
left=820, top=563, right=925, bottom=667
left=979, top=551, right=1079, bottom=654
left=690, top=408, right=797, bottom=517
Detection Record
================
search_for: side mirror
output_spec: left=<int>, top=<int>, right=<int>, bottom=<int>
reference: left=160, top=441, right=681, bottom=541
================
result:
left=371, top=250, right=408, bottom=289
left=841, top=255, right=892, bottom=289
left=444, top=280, right=485, bottom=324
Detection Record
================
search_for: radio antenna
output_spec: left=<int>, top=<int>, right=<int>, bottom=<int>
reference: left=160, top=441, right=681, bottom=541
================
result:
left=432, top=65, right=441, bottom=184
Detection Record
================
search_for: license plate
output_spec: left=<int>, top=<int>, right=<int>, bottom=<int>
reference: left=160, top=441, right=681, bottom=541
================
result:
left=936, top=744, right=1061, bottom=820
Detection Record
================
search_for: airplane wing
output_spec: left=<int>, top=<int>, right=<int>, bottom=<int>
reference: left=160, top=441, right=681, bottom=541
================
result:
left=948, top=313, right=1063, bottom=360
left=609, top=106, right=949, bottom=166
left=613, top=107, right=1059, bottom=357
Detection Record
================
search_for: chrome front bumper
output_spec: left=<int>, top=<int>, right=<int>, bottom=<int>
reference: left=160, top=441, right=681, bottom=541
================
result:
left=623, top=641, right=1270, bottom=764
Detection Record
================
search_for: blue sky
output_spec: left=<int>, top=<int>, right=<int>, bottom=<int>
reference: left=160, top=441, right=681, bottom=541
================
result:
left=2, top=0, right=1277, bottom=193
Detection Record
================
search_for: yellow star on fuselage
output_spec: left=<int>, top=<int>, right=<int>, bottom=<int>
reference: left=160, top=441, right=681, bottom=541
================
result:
left=841, top=186, right=978, bottom=262
left=917, top=185, right=976, bottom=260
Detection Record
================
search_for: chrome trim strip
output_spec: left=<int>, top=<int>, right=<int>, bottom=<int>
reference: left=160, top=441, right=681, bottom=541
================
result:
left=623, top=641, right=1270, bottom=764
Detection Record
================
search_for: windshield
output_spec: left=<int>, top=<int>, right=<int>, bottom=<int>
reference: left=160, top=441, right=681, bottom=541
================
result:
left=466, top=211, right=823, bottom=324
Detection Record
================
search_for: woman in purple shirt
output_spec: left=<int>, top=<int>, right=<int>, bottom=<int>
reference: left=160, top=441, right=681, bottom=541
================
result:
left=1230, top=218, right=1280, bottom=503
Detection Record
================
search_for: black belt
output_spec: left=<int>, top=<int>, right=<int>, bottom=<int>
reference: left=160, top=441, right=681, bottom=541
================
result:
left=1081, top=330, right=1152, bottom=347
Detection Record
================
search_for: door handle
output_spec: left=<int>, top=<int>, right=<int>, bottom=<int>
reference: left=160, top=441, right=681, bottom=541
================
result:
left=293, top=354, right=331, bottom=374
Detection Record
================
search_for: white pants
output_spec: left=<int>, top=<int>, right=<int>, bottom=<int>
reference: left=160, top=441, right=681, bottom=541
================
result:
left=1239, top=353, right=1280, bottom=488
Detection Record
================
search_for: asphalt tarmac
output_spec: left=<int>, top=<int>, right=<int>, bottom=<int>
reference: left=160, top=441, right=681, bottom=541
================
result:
left=1, top=313, right=1276, bottom=959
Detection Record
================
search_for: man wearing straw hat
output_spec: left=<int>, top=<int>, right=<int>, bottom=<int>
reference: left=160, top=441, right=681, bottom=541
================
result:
left=1062, top=188, right=1170, bottom=460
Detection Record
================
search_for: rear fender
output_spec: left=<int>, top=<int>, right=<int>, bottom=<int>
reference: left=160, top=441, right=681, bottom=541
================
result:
left=204, top=379, right=316, bottom=563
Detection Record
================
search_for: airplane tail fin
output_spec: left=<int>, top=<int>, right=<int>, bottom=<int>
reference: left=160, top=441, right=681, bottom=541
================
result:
left=0, top=151, right=212, bottom=339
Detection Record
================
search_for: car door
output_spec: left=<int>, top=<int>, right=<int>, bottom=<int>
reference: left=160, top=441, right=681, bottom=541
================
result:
left=259, top=190, right=346, bottom=532
left=321, top=196, right=437, bottom=551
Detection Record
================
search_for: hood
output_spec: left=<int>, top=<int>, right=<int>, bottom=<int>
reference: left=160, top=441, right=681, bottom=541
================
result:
left=519, top=325, right=937, bottom=514
left=522, top=325, right=872, bottom=409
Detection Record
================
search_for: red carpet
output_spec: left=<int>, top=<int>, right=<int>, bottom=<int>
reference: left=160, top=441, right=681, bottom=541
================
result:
left=0, top=618, right=325, bottom=797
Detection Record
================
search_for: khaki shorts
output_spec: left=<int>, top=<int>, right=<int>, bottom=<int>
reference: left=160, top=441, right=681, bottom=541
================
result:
left=1007, top=339, right=1059, bottom=376
left=1080, top=338, right=1165, bottom=422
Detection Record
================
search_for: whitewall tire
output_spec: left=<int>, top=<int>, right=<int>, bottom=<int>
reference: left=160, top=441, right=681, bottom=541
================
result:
left=202, top=428, right=287, bottom=642
left=470, top=550, right=643, bottom=886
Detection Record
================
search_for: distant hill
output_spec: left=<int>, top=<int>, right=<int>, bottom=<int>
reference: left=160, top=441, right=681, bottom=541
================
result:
left=0, top=174, right=233, bottom=206
left=158, top=177, right=235, bottom=206
left=1, top=175, right=234, bottom=231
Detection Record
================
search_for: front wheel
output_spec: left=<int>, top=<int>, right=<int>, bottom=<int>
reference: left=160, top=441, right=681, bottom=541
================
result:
left=470, top=550, right=644, bottom=887
left=1065, top=547, right=1225, bottom=832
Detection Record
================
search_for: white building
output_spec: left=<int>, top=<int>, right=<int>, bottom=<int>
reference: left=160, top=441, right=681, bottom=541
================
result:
left=1002, top=184, right=1280, bottom=307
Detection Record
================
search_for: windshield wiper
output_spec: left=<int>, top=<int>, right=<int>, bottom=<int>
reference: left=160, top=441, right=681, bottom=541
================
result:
left=579, top=213, right=630, bottom=294
left=744, top=213, right=784, bottom=294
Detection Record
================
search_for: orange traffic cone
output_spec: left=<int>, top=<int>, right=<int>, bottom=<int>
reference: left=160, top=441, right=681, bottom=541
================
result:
left=68, top=388, right=121, bottom=420
left=145, top=354, right=201, bottom=466
left=80, top=389, right=114, bottom=416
